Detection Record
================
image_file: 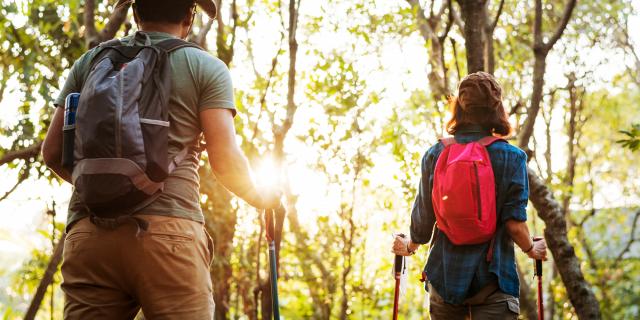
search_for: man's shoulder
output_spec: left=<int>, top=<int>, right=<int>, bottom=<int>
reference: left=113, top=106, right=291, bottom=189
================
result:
left=176, top=46, right=227, bottom=67
left=74, top=45, right=102, bottom=70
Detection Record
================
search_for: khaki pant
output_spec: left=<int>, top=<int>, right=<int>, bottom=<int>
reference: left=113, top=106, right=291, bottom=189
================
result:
left=61, top=215, right=215, bottom=319
left=429, top=283, right=520, bottom=320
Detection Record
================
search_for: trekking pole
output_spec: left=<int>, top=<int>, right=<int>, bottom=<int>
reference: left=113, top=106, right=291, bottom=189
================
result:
left=265, top=208, right=280, bottom=320
left=393, top=254, right=402, bottom=320
left=392, top=234, right=406, bottom=320
left=533, top=237, right=544, bottom=320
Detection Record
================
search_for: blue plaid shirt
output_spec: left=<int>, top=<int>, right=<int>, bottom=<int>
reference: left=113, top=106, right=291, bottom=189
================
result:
left=410, top=125, right=529, bottom=304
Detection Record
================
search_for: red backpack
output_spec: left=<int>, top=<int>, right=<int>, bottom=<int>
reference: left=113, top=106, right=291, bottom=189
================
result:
left=432, top=136, right=505, bottom=255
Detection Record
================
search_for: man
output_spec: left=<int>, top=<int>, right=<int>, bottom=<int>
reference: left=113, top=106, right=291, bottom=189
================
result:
left=42, top=0, right=280, bottom=318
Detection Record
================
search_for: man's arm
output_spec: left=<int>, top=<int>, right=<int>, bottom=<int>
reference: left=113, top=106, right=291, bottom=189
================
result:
left=200, top=108, right=279, bottom=209
left=42, top=106, right=72, bottom=183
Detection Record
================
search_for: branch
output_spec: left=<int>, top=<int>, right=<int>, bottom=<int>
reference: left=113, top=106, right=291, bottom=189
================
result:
left=0, top=141, right=42, bottom=167
left=273, top=0, right=301, bottom=146
left=229, top=0, right=239, bottom=53
left=488, top=0, right=505, bottom=32
left=450, top=38, right=461, bottom=80
left=438, top=0, right=454, bottom=42
left=0, top=165, right=29, bottom=202
left=618, top=21, right=640, bottom=86
left=99, top=3, right=130, bottom=42
left=533, top=0, right=543, bottom=49
left=543, top=0, right=577, bottom=52
left=195, top=18, right=215, bottom=48
left=250, top=42, right=284, bottom=145
left=0, top=69, right=7, bottom=105
left=83, top=0, right=99, bottom=47
left=406, top=0, right=436, bottom=42
left=612, top=209, right=640, bottom=269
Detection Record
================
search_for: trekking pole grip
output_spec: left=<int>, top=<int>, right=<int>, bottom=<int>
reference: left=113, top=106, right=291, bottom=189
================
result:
left=264, top=208, right=275, bottom=242
left=533, top=236, right=543, bottom=277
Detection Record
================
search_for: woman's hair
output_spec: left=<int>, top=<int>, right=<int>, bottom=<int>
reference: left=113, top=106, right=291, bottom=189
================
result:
left=445, top=72, right=512, bottom=137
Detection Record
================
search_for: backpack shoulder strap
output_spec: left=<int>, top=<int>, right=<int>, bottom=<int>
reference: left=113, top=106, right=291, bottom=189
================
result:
left=477, top=136, right=506, bottom=146
left=439, top=137, right=457, bottom=147
left=98, top=38, right=123, bottom=48
left=155, top=38, right=204, bottom=53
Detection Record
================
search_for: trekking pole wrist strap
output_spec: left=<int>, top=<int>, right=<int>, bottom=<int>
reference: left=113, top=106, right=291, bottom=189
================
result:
left=523, top=242, right=534, bottom=253
left=406, top=242, right=416, bottom=255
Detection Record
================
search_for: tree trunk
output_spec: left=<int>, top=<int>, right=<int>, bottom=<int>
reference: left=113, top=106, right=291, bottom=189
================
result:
left=527, top=168, right=601, bottom=319
left=201, top=175, right=237, bottom=320
left=517, top=263, right=539, bottom=320
left=259, top=279, right=273, bottom=320
left=456, top=0, right=487, bottom=73
left=24, top=233, right=65, bottom=320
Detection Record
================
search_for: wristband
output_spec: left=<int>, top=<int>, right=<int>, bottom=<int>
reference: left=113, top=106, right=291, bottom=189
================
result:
left=523, top=242, right=534, bottom=253
left=406, top=242, right=416, bottom=255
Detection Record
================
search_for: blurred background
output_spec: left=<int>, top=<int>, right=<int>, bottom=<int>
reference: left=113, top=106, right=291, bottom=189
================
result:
left=0, top=0, right=639, bottom=319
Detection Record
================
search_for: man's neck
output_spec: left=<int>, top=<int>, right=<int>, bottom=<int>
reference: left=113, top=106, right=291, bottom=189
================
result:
left=138, top=22, right=183, bottom=38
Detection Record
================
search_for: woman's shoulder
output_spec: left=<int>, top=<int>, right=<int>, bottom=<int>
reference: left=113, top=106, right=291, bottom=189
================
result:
left=488, top=140, right=528, bottom=162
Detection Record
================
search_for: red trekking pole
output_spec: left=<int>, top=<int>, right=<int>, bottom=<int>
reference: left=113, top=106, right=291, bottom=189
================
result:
left=393, top=253, right=403, bottom=320
left=533, top=237, right=544, bottom=320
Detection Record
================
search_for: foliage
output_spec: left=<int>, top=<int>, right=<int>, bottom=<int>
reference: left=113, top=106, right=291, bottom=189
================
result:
left=617, top=123, right=640, bottom=152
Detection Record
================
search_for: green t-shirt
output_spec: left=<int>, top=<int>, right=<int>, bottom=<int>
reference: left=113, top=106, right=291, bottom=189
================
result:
left=54, top=32, right=236, bottom=228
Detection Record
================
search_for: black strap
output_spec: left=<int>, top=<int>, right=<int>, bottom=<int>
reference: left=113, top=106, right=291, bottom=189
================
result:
left=98, top=38, right=123, bottom=48
left=97, top=37, right=203, bottom=53
left=154, top=38, right=204, bottom=53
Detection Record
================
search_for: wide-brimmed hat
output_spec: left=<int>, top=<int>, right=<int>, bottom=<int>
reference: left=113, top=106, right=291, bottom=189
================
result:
left=115, top=0, right=217, bottom=19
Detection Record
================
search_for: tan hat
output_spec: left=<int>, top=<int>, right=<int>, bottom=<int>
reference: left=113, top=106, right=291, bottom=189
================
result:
left=115, top=0, right=217, bottom=19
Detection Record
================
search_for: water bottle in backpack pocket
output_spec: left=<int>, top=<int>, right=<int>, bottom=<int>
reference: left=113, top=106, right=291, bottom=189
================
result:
left=62, top=93, right=80, bottom=169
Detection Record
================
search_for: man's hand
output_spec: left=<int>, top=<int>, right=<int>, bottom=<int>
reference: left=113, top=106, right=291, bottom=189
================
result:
left=246, top=186, right=282, bottom=210
left=527, top=237, right=548, bottom=261
left=391, top=234, right=420, bottom=256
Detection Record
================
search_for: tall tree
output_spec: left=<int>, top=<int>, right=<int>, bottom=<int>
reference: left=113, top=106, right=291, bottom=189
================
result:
left=457, top=0, right=488, bottom=72
left=517, top=0, right=577, bottom=149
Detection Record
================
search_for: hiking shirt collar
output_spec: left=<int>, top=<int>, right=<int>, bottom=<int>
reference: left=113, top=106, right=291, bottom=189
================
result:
left=454, top=124, right=491, bottom=138
left=137, top=31, right=179, bottom=40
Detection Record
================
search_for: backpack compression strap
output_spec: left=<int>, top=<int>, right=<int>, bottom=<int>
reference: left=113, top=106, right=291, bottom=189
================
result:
left=97, top=38, right=123, bottom=48
left=440, top=136, right=506, bottom=147
left=154, top=38, right=204, bottom=53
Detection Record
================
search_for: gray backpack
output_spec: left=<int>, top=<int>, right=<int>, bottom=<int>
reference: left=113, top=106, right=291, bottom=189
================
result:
left=71, top=32, right=201, bottom=229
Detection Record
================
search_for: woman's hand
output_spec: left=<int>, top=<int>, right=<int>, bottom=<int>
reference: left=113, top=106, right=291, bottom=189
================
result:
left=391, top=234, right=420, bottom=256
left=527, top=237, right=548, bottom=261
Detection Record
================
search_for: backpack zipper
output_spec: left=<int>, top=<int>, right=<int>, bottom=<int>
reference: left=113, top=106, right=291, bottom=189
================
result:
left=115, top=67, right=123, bottom=157
left=474, top=161, right=481, bottom=220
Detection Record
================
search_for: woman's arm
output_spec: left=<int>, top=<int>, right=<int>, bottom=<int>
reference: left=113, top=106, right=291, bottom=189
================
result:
left=506, top=219, right=547, bottom=260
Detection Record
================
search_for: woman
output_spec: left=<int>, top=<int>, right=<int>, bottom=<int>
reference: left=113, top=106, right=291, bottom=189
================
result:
left=392, top=72, right=547, bottom=319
